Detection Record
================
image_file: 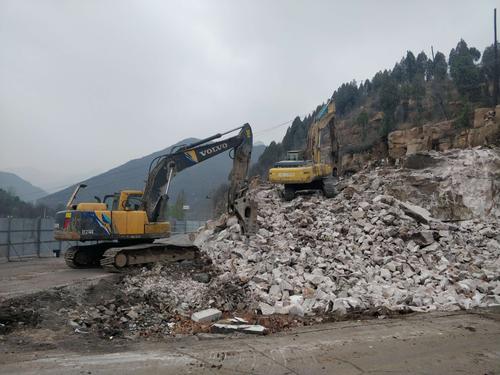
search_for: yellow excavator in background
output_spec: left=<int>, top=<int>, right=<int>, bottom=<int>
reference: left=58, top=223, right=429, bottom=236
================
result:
left=268, top=101, right=337, bottom=201
left=54, top=124, right=256, bottom=271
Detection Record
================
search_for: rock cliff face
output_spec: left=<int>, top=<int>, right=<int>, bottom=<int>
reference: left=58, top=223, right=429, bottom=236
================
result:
left=337, top=106, right=500, bottom=175
left=375, top=148, right=500, bottom=221
left=388, top=106, right=500, bottom=160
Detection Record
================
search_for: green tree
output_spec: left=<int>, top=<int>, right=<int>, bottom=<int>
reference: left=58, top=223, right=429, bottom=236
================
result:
left=356, top=110, right=369, bottom=140
left=432, top=52, right=448, bottom=81
left=0, top=188, right=54, bottom=218
left=416, top=51, right=428, bottom=81
left=454, top=101, right=472, bottom=129
left=372, top=70, right=390, bottom=91
left=404, top=51, right=417, bottom=82
left=249, top=140, right=284, bottom=178
left=427, top=51, right=449, bottom=119
left=282, top=117, right=307, bottom=151
left=391, top=62, right=405, bottom=83
left=481, top=43, right=500, bottom=102
left=449, top=39, right=482, bottom=101
left=380, top=78, right=400, bottom=116
left=333, top=81, right=360, bottom=116
left=379, top=76, right=400, bottom=139
left=363, top=79, right=372, bottom=94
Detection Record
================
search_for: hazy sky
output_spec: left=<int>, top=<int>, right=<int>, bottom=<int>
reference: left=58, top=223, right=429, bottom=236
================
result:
left=0, top=0, right=496, bottom=190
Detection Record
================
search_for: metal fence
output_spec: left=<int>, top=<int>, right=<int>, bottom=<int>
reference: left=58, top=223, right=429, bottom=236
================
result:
left=0, top=217, right=206, bottom=262
left=171, top=220, right=205, bottom=234
left=0, top=218, right=64, bottom=261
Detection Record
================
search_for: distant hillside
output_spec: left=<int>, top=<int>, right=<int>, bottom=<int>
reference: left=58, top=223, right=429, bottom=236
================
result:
left=252, top=39, right=500, bottom=177
left=0, top=188, right=55, bottom=218
left=38, top=139, right=265, bottom=220
left=0, top=171, right=47, bottom=202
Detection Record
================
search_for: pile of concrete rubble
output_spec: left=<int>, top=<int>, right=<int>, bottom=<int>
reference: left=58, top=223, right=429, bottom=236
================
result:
left=197, top=147, right=500, bottom=317
left=67, top=259, right=252, bottom=338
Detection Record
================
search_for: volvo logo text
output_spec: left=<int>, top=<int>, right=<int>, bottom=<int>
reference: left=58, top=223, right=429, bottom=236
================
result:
left=199, top=143, right=228, bottom=157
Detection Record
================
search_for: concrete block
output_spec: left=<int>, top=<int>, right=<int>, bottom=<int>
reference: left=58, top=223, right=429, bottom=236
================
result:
left=191, top=308, right=222, bottom=323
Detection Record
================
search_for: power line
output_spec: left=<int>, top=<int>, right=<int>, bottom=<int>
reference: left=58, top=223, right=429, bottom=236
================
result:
left=253, top=118, right=295, bottom=135
left=19, top=116, right=310, bottom=201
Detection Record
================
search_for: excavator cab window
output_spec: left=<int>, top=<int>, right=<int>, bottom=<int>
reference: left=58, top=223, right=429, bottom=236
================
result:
left=103, top=194, right=119, bottom=211
left=124, top=195, right=142, bottom=211
left=286, top=151, right=302, bottom=161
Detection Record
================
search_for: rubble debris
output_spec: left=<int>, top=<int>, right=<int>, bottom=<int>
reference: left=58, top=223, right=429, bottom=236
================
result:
left=197, top=147, right=500, bottom=318
left=0, top=305, right=40, bottom=334
left=191, top=308, right=222, bottom=323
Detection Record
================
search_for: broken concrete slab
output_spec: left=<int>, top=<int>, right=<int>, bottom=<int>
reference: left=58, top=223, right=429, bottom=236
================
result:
left=191, top=308, right=222, bottom=323
left=211, top=323, right=267, bottom=335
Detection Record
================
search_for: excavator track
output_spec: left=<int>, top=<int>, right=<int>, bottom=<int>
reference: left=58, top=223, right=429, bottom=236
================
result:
left=100, top=242, right=199, bottom=273
left=64, top=243, right=119, bottom=269
left=64, top=245, right=103, bottom=268
left=64, top=247, right=82, bottom=269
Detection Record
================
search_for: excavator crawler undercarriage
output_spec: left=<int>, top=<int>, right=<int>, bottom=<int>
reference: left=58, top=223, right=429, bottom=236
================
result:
left=64, top=237, right=199, bottom=272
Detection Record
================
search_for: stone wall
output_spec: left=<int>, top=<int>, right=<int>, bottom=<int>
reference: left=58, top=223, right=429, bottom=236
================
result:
left=388, top=106, right=500, bottom=160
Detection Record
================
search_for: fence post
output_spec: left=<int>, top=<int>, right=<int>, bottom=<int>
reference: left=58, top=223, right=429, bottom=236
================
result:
left=36, top=217, right=42, bottom=257
left=6, top=217, right=11, bottom=262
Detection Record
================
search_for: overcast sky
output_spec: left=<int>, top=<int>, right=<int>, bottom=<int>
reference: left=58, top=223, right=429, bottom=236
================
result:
left=0, top=0, right=497, bottom=190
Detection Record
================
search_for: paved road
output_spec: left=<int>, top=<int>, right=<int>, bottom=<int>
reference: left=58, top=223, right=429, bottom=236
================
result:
left=0, top=257, right=112, bottom=300
left=1, top=310, right=499, bottom=374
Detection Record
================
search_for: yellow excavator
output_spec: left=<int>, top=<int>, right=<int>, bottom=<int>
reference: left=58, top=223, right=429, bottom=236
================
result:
left=54, top=124, right=256, bottom=271
left=268, top=101, right=337, bottom=201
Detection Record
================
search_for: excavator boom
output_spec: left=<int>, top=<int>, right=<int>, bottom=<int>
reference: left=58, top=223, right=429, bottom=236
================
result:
left=141, top=123, right=254, bottom=230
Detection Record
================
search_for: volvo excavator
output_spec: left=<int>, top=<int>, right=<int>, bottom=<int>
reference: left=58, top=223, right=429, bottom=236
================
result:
left=54, top=124, right=256, bottom=271
left=268, top=101, right=337, bottom=201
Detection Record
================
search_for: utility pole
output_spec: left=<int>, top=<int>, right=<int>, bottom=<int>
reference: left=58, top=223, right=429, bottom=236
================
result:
left=494, top=8, right=498, bottom=107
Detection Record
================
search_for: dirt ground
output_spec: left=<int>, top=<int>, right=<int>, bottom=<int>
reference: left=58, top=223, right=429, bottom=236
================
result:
left=0, top=309, right=499, bottom=374
left=0, top=257, right=113, bottom=300
left=0, top=258, right=499, bottom=374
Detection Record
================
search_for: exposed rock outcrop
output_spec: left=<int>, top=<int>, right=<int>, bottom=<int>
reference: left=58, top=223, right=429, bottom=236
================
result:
left=389, top=106, right=500, bottom=160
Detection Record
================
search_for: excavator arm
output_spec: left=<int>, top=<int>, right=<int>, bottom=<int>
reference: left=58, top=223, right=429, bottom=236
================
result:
left=142, top=123, right=256, bottom=232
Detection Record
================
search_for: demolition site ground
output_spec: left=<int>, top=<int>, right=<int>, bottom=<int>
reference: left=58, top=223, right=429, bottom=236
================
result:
left=0, top=258, right=499, bottom=374
left=0, top=147, right=499, bottom=373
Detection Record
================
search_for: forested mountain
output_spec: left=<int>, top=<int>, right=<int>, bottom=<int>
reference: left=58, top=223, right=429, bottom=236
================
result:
left=0, top=171, right=47, bottom=202
left=252, top=40, right=500, bottom=177
left=38, top=139, right=265, bottom=220
left=0, top=188, right=55, bottom=218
